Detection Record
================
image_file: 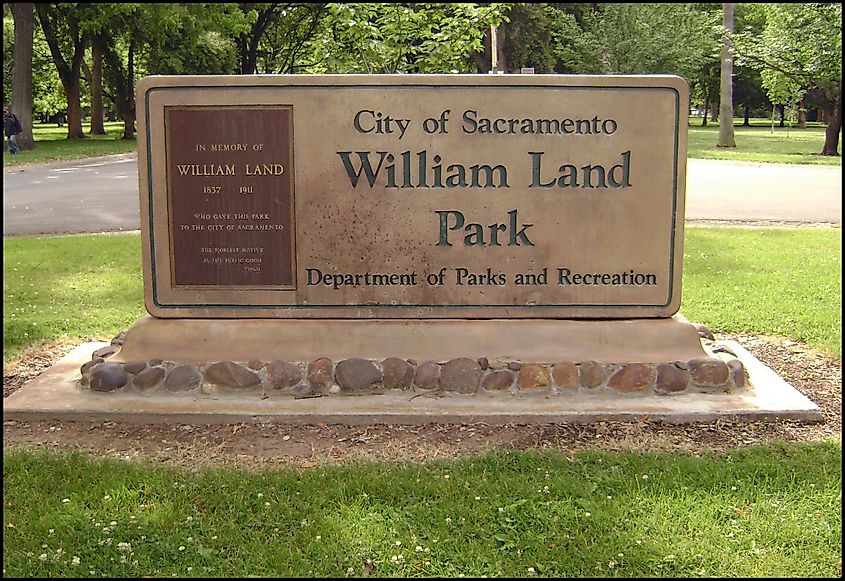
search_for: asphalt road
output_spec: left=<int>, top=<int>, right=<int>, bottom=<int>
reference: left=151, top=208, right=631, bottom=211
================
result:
left=3, top=153, right=842, bottom=236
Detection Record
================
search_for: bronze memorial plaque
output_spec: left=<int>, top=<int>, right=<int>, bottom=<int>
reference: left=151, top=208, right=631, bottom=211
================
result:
left=166, top=106, right=294, bottom=287
left=138, top=75, right=688, bottom=319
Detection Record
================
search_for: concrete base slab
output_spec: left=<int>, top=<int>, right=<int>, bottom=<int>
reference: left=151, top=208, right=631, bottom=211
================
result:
left=3, top=341, right=822, bottom=425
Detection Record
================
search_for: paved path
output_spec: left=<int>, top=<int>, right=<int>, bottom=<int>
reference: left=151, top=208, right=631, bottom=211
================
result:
left=3, top=154, right=841, bottom=236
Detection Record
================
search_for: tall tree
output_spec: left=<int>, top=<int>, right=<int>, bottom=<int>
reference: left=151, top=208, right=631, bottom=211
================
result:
left=35, top=2, right=88, bottom=138
left=734, top=3, right=842, bottom=155
left=10, top=3, right=35, bottom=150
left=717, top=3, right=736, bottom=147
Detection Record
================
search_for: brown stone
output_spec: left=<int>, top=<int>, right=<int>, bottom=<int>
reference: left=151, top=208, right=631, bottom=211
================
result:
left=552, top=361, right=578, bottom=389
left=133, top=366, right=165, bottom=390
left=382, top=358, right=414, bottom=390
left=689, top=357, right=729, bottom=388
left=165, top=365, right=203, bottom=393
left=579, top=361, right=607, bottom=388
left=608, top=363, right=656, bottom=392
left=247, top=359, right=265, bottom=370
left=507, top=361, right=523, bottom=371
left=335, top=358, right=383, bottom=392
left=439, top=358, right=482, bottom=394
left=267, top=360, right=302, bottom=389
left=518, top=364, right=552, bottom=389
left=482, top=370, right=514, bottom=391
left=90, top=363, right=128, bottom=392
left=414, top=361, right=440, bottom=390
left=307, top=358, right=334, bottom=388
left=122, top=361, right=147, bottom=375
left=655, top=363, right=689, bottom=395
left=80, top=357, right=104, bottom=375
left=727, top=359, right=746, bottom=388
left=477, top=357, right=489, bottom=370
left=204, top=361, right=261, bottom=388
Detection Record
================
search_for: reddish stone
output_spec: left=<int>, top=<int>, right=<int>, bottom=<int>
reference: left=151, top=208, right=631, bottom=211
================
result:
left=440, top=358, right=482, bottom=394
left=267, top=360, right=302, bottom=389
left=205, top=361, right=261, bottom=388
left=552, top=361, right=578, bottom=389
left=689, top=358, right=729, bottom=387
left=518, top=364, right=552, bottom=389
left=307, top=358, right=334, bottom=388
left=482, top=370, right=514, bottom=391
left=655, top=363, right=689, bottom=395
left=414, top=361, right=440, bottom=390
left=579, top=361, right=607, bottom=388
left=382, top=358, right=414, bottom=390
left=608, top=363, right=655, bottom=392
left=336, top=358, right=383, bottom=392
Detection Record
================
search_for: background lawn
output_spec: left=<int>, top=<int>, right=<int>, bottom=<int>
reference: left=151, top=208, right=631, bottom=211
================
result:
left=686, top=118, right=841, bottom=165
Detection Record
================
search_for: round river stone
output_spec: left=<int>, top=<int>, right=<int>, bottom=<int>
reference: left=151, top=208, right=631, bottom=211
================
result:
left=267, top=360, right=302, bottom=389
left=89, top=362, right=128, bottom=392
left=439, top=358, right=482, bottom=394
left=307, top=358, right=334, bottom=389
left=608, top=363, right=656, bottom=392
left=165, top=365, right=202, bottom=393
left=382, top=358, right=414, bottom=390
left=335, top=358, right=383, bottom=392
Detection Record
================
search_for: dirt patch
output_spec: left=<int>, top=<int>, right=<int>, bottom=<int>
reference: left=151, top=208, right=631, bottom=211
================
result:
left=3, top=334, right=841, bottom=470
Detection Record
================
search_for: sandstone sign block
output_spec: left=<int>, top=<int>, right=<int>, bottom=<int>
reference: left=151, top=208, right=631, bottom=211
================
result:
left=137, top=74, right=688, bottom=320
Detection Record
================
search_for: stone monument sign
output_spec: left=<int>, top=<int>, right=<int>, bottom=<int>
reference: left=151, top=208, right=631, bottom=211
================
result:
left=138, top=74, right=687, bottom=319
left=73, top=74, right=757, bottom=405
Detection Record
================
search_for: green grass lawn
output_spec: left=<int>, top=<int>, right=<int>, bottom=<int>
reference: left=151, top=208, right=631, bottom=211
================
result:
left=2, top=442, right=841, bottom=578
left=687, top=119, right=841, bottom=165
left=3, top=121, right=136, bottom=167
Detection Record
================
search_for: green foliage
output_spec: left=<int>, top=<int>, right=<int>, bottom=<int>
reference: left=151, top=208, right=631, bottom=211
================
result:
left=308, top=3, right=510, bottom=73
left=734, top=4, right=842, bottom=102
left=583, top=3, right=720, bottom=81
left=501, top=4, right=601, bottom=73
left=3, top=442, right=841, bottom=577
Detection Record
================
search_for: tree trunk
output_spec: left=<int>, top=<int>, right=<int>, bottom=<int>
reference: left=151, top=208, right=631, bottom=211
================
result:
left=743, top=102, right=750, bottom=126
left=797, top=99, right=807, bottom=129
left=779, top=105, right=785, bottom=127
left=701, top=102, right=708, bottom=127
left=35, top=4, right=87, bottom=139
left=124, top=40, right=135, bottom=139
left=717, top=3, right=736, bottom=147
left=89, top=35, right=106, bottom=135
left=10, top=3, right=35, bottom=150
left=821, top=93, right=841, bottom=156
